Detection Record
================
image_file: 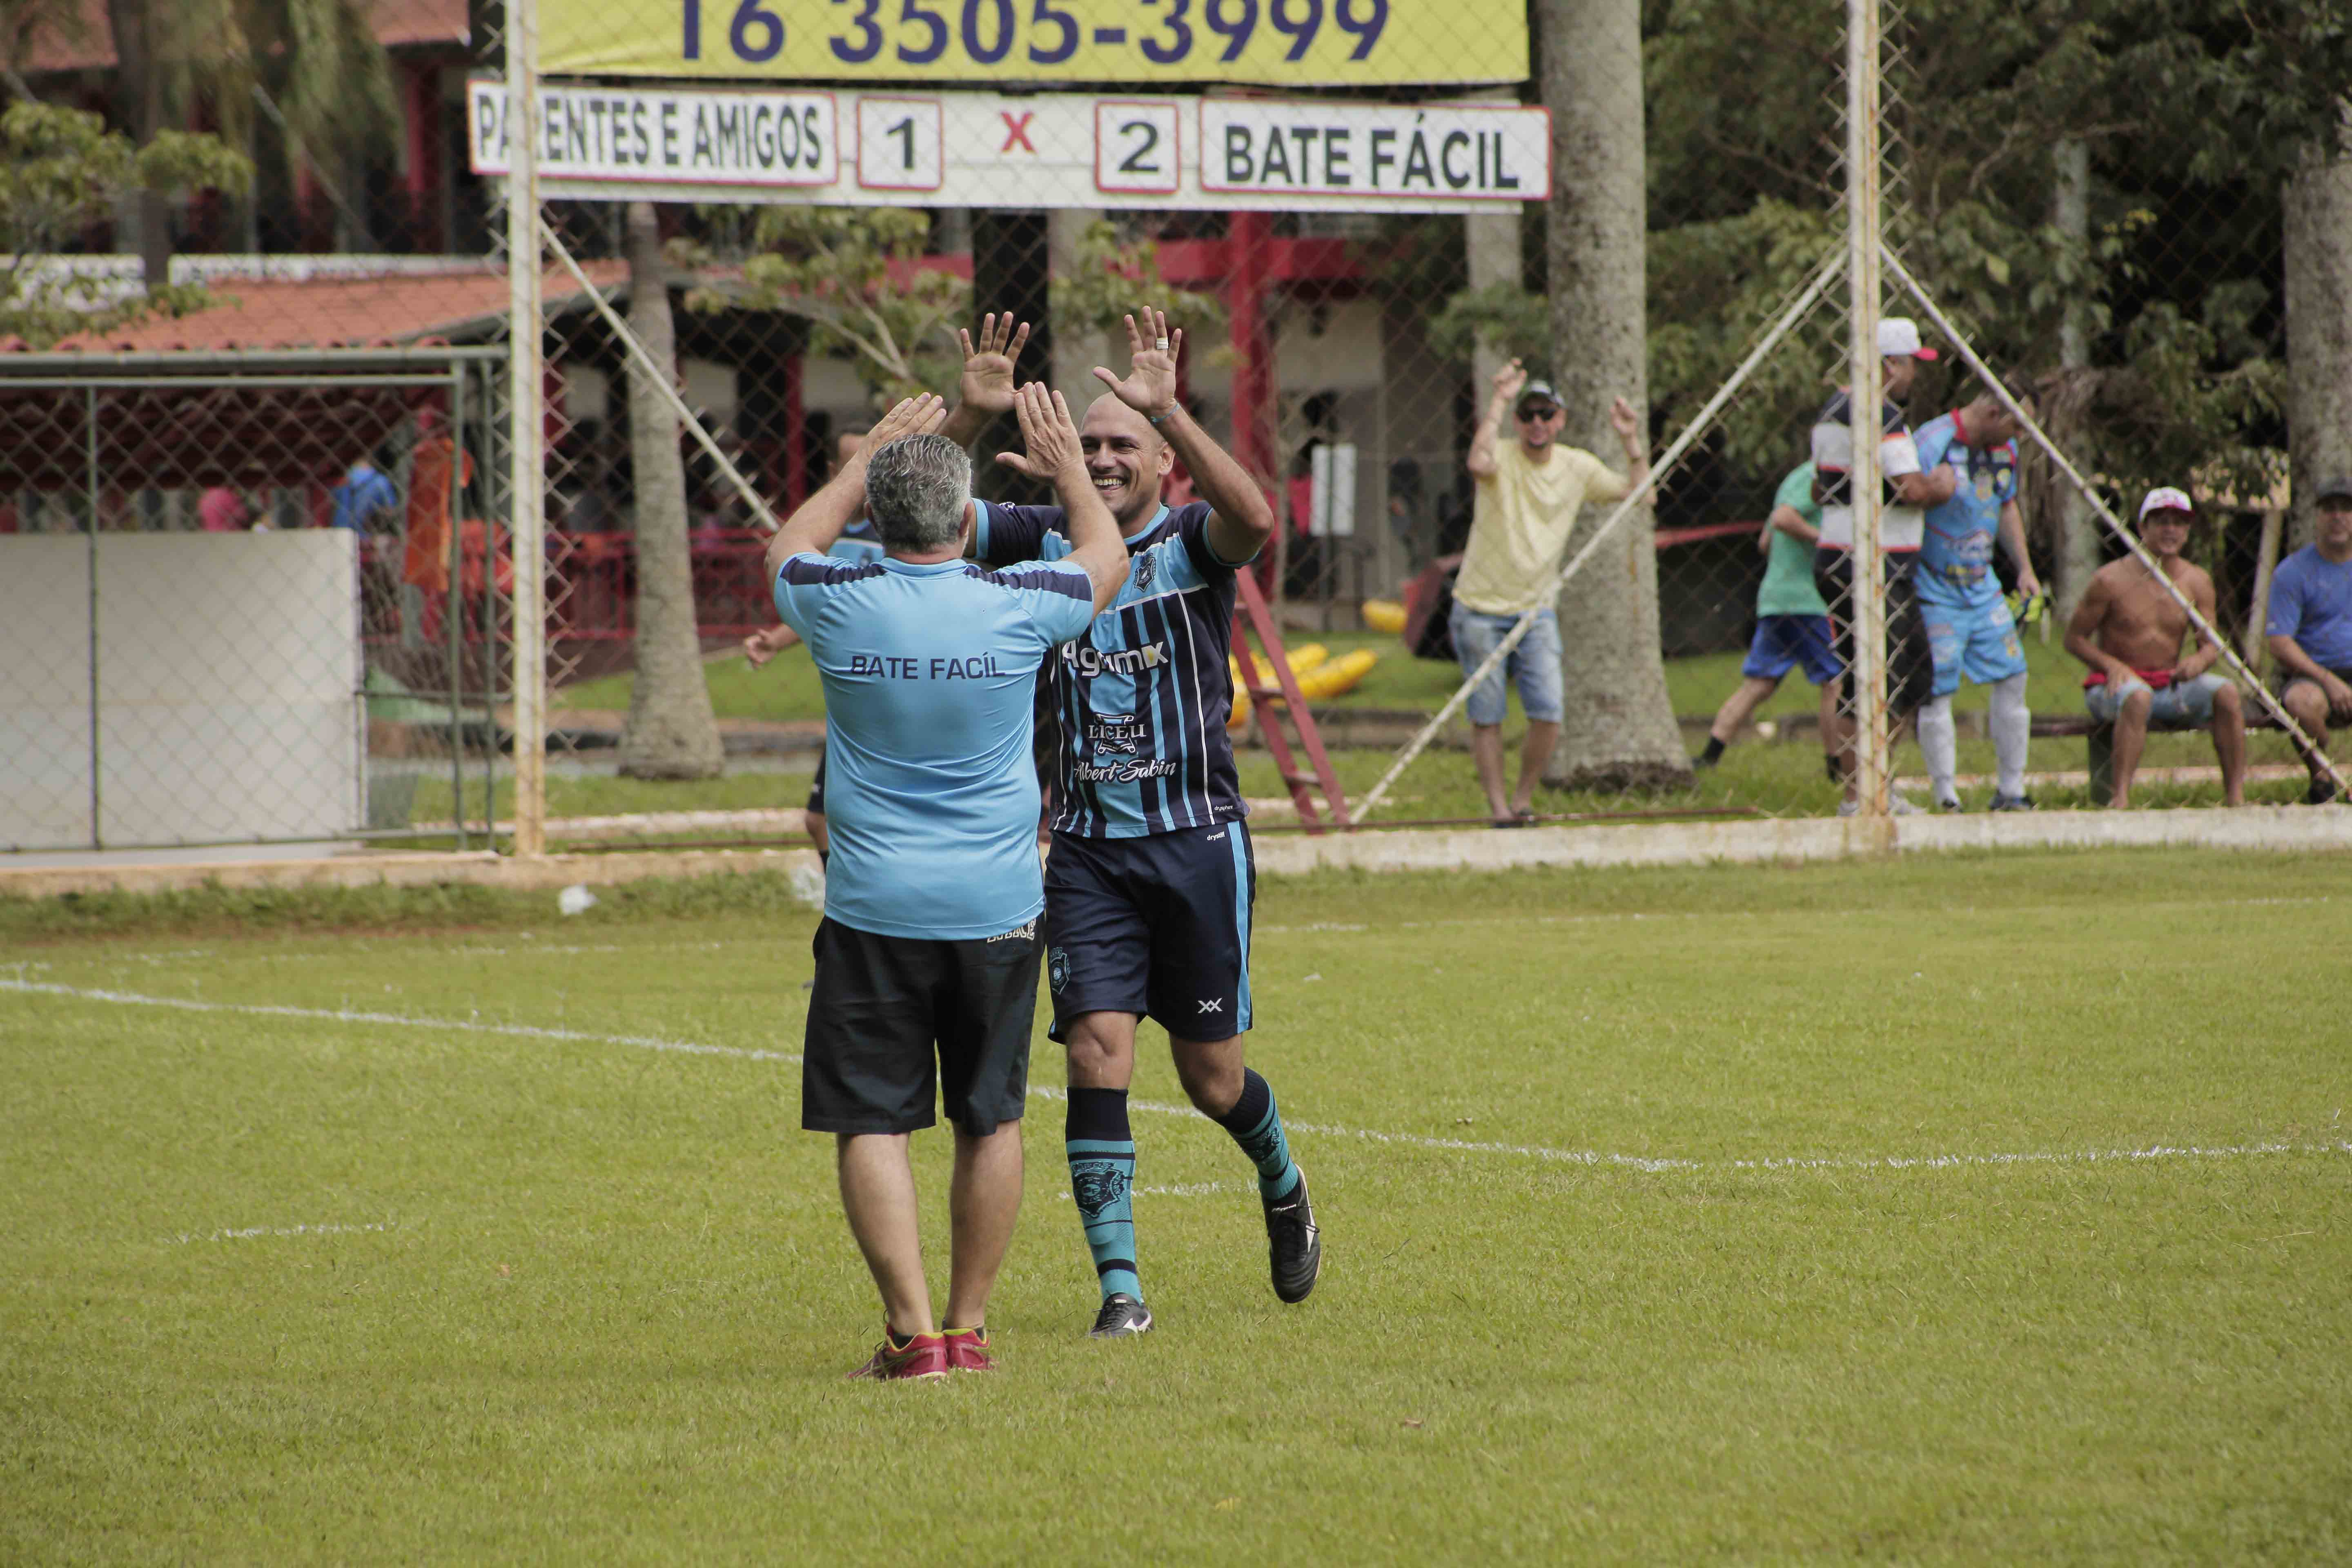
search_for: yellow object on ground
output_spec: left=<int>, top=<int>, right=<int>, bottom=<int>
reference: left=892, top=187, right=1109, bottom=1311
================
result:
left=1284, top=643, right=1330, bottom=675
left=1293, top=647, right=1378, bottom=700
left=1361, top=599, right=1407, bottom=634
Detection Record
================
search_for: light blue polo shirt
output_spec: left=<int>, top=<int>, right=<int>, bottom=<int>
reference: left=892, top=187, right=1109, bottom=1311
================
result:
left=773, top=550, right=1095, bottom=940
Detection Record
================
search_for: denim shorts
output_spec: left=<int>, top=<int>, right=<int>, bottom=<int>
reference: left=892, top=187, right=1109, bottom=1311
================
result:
left=1450, top=604, right=1565, bottom=726
left=2083, top=672, right=2230, bottom=726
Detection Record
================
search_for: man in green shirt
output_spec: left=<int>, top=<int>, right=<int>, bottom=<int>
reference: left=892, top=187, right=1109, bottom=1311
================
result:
left=1693, top=462, right=1843, bottom=778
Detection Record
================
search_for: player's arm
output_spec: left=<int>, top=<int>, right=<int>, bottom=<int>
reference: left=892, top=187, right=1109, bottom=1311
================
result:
left=744, top=623, right=802, bottom=668
left=2062, top=572, right=2136, bottom=685
left=2176, top=569, right=2221, bottom=680
left=1466, top=358, right=1525, bottom=482
left=2267, top=628, right=2352, bottom=715
left=942, top=314, right=1027, bottom=449
left=1603, top=394, right=1650, bottom=501
left=999, top=383, right=1124, bottom=614
left=1997, top=499, right=2041, bottom=599
left=766, top=392, right=944, bottom=577
left=1768, top=503, right=1820, bottom=548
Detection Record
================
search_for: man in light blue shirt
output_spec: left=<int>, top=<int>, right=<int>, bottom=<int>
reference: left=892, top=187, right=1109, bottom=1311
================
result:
left=766, top=386, right=1125, bottom=1380
left=2267, top=476, right=2352, bottom=804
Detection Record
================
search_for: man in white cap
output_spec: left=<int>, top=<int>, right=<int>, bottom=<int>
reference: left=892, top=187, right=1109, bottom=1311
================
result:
left=2062, top=487, right=2245, bottom=808
left=2265, top=474, right=2352, bottom=804
left=1807, top=316, right=1952, bottom=815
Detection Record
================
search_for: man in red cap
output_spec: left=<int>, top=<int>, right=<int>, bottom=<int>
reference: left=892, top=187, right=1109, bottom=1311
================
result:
left=2062, top=487, right=2244, bottom=808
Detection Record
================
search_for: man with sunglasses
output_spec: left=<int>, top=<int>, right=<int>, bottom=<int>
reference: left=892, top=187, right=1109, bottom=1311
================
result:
left=1456, top=359, right=1649, bottom=825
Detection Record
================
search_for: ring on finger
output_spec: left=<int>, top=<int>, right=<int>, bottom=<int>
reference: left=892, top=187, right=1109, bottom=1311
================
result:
left=1155, top=337, right=1170, bottom=351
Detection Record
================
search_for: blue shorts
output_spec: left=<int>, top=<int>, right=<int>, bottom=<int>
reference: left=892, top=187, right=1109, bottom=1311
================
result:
left=1742, top=615, right=1841, bottom=685
left=1921, top=593, right=2027, bottom=698
left=1450, top=604, right=1565, bottom=726
left=1043, top=820, right=1254, bottom=1042
left=2085, top=672, right=2231, bottom=726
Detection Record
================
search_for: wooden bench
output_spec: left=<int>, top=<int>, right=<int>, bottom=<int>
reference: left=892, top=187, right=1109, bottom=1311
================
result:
left=2031, top=706, right=2283, bottom=806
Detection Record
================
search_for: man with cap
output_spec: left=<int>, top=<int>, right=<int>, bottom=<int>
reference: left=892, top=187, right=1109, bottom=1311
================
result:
left=1456, top=357, right=1650, bottom=825
left=1807, top=317, right=1951, bottom=815
left=2062, top=487, right=2245, bottom=808
left=2265, top=475, right=2352, bottom=804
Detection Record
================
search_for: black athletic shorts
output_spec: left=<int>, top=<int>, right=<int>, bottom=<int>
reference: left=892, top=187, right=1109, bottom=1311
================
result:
left=1813, top=546, right=1934, bottom=722
left=802, top=915, right=1041, bottom=1136
left=1044, top=820, right=1255, bottom=1043
left=805, top=749, right=827, bottom=816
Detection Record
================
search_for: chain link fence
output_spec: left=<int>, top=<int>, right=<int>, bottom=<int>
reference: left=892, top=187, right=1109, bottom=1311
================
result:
left=5, top=0, right=2345, bottom=858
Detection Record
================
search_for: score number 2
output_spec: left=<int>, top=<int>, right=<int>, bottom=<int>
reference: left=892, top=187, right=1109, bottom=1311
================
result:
left=682, top=0, right=1389, bottom=66
left=1095, top=102, right=1179, bottom=196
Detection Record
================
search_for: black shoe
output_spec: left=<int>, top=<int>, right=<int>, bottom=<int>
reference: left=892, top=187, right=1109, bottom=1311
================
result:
left=1088, top=1294, right=1153, bottom=1339
left=1989, top=792, right=2036, bottom=812
left=1264, top=1170, right=1322, bottom=1304
left=1690, top=751, right=1718, bottom=771
left=2307, top=776, right=2339, bottom=806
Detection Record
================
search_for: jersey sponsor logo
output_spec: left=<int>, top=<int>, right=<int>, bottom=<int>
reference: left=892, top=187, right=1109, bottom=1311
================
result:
left=1063, top=641, right=1169, bottom=677
left=846, top=651, right=1018, bottom=679
left=1074, top=758, right=1180, bottom=783
left=987, top=919, right=1037, bottom=943
left=1088, top=714, right=1147, bottom=756
left=1135, top=550, right=1158, bottom=592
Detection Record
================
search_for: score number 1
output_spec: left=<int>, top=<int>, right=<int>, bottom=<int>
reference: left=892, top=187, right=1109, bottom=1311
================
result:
left=857, top=97, right=944, bottom=189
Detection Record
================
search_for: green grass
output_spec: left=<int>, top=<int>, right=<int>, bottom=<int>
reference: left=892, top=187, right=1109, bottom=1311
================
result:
left=5, top=850, right=2349, bottom=1561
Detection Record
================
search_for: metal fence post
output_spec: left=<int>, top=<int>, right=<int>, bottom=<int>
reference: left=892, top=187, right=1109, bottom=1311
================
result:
left=1846, top=0, right=1889, bottom=825
left=506, top=0, right=548, bottom=858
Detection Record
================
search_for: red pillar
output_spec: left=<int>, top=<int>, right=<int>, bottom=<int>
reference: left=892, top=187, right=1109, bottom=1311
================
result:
left=1225, top=213, right=1281, bottom=595
left=782, top=351, right=807, bottom=510
left=402, top=62, right=444, bottom=252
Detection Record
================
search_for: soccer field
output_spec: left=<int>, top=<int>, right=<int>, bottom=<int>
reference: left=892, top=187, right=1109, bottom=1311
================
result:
left=5, top=850, right=2349, bottom=1562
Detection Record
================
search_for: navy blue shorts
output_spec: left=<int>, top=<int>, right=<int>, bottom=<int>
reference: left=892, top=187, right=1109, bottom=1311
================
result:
left=1044, top=820, right=1255, bottom=1042
left=1742, top=614, right=1841, bottom=686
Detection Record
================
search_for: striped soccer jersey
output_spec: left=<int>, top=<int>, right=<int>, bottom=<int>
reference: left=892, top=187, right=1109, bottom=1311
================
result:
left=975, top=499, right=1254, bottom=839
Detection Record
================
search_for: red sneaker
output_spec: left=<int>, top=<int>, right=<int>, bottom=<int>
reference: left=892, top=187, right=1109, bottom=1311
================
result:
left=942, top=1326, right=995, bottom=1372
left=848, top=1329, right=948, bottom=1381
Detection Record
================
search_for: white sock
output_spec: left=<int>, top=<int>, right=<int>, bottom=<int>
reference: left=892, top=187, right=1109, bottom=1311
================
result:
left=1917, top=695, right=1958, bottom=803
left=1991, top=673, right=2031, bottom=798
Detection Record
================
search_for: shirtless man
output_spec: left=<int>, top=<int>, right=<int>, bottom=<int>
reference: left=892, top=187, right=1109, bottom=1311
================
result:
left=2062, top=487, right=2245, bottom=808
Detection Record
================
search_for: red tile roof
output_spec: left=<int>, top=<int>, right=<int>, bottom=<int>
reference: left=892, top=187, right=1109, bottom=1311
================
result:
left=37, top=261, right=626, bottom=353
left=16, top=0, right=467, bottom=74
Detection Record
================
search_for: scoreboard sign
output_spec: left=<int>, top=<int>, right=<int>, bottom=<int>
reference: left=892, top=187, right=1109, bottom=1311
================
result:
left=541, top=0, right=1526, bottom=87
left=470, top=81, right=1549, bottom=212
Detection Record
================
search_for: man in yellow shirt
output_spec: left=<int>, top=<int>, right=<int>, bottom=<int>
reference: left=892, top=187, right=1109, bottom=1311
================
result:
left=1455, top=360, right=1649, bottom=824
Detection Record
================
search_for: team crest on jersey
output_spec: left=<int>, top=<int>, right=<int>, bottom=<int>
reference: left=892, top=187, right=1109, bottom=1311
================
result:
left=1048, top=947, right=1070, bottom=993
left=1134, top=551, right=1157, bottom=592
left=1071, top=1160, right=1130, bottom=1219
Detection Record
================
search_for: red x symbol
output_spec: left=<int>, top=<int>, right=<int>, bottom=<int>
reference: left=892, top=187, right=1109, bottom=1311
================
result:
left=1000, top=111, right=1036, bottom=154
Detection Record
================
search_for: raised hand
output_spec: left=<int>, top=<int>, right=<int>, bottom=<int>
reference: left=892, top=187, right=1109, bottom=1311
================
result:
left=995, top=382, right=1086, bottom=481
left=863, top=392, right=948, bottom=454
left=1491, top=357, right=1528, bottom=407
left=957, top=313, right=1030, bottom=417
left=1606, top=395, right=1642, bottom=443
left=1092, top=305, right=1180, bottom=421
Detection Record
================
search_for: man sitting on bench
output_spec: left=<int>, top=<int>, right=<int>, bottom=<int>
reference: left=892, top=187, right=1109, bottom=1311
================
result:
left=2265, top=475, right=2352, bottom=806
left=2062, top=487, right=2245, bottom=808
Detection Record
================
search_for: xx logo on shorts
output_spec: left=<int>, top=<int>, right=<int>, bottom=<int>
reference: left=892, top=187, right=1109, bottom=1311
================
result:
left=1071, top=1160, right=1130, bottom=1218
left=1198, top=998, right=1224, bottom=1014
left=1048, top=947, right=1070, bottom=993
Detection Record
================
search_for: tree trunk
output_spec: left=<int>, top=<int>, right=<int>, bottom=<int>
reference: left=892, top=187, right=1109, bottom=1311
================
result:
left=2283, top=138, right=2352, bottom=552
left=2050, top=138, right=2101, bottom=622
left=104, top=0, right=171, bottom=289
left=1538, top=0, right=1690, bottom=791
left=617, top=201, right=724, bottom=781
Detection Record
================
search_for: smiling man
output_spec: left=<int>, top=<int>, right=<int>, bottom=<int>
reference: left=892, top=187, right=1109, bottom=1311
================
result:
left=965, top=307, right=1322, bottom=1340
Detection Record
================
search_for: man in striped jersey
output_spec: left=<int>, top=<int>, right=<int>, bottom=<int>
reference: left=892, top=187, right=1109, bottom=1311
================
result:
left=969, top=307, right=1321, bottom=1339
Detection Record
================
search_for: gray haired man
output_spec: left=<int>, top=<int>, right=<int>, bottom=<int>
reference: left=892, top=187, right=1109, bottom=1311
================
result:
left=765, top=387, right=1126, bottom=1379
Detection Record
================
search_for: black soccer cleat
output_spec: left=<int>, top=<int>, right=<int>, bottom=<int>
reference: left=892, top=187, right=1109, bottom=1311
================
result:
left=1088, top=1293, right=1153, bottom=1339
left=1264, top=1169, right=1322, bottom=1305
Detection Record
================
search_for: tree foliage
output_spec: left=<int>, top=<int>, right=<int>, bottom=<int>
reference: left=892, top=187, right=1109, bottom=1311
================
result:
left=0, top=100, right=250, bottom=346
left=699, top=209, right=1222, bottom=408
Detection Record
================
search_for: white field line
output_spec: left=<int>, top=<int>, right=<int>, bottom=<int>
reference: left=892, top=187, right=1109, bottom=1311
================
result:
left=11, top=979, right=2347, bottom=1179
left=170, top=1222, right=391, bottom=1245
left=0, top=979, right=801, bottom=1065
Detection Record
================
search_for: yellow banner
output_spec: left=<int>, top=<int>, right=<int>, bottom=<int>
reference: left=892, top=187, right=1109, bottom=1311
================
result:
left=543, top=0, right=1526, bottom=87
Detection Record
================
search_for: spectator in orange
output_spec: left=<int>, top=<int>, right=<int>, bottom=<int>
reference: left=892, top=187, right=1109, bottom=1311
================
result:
left=401, top=406, right=474, bottom=644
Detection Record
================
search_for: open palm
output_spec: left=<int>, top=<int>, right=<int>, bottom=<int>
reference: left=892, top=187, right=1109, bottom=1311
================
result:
left=958, top=314, right=1029, bottom=416
left=1093, top=306, right=1180, bottom=419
